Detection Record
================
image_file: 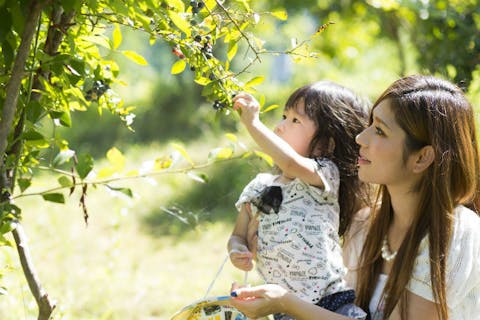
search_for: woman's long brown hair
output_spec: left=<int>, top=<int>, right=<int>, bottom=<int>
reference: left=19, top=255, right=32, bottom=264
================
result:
left=355, top=75, right=480, bottom=319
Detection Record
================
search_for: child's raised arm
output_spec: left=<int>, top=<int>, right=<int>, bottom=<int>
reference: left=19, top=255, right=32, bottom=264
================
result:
left=233, top=92, right=325, bottom=188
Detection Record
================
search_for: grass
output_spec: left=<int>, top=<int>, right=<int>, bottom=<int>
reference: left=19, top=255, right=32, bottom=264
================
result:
left=0, top=142, right=264, bottom=320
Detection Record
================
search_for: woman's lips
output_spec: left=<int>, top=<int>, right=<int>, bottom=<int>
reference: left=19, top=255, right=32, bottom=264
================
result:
left=357, top=155, right=371, bottom=165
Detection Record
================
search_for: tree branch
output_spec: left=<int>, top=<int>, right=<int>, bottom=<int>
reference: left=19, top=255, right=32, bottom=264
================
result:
left=0, top=0, right=43, bottom=169
left=12, top=223, right=56, bottom=320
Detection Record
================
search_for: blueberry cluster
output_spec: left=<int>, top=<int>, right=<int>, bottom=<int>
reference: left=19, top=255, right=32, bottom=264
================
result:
left=190, top=0, right=204, bottom=14
left=85, top=80, right=110, bottom=101
left=212, top=99, right=225, bottom=110
left=193, top=34, right=213, bottom=59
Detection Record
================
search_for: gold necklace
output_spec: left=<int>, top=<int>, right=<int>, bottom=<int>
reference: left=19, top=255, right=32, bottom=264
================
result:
left=381, top=235, right=397, bottom=261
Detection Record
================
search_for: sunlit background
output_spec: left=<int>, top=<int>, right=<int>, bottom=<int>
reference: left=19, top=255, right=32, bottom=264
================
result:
left=0, top=1, right=479, bottom=319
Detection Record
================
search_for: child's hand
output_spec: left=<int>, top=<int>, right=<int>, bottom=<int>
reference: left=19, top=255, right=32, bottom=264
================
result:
left=232, top=92, right=261, bottom=126
left=229, top=245, right=254, bottom=271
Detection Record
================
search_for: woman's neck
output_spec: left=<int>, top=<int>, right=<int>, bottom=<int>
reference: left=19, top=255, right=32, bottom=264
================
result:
left=387, top=185, right=421, bottom=244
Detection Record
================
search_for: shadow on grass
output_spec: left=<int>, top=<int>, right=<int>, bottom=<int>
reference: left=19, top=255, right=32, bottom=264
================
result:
left=141, top=158, right=269, bottom=238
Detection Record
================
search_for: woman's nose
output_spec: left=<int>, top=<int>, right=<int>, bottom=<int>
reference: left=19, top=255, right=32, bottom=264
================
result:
left=356, top=127, right=368, bottom=146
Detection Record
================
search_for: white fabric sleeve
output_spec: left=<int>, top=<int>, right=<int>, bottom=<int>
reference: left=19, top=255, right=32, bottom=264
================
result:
left=234, top=173, right=273, bottom=211
left=342, top=207, right=370, bottom=290
left=407, top=206, right=480, bottom=315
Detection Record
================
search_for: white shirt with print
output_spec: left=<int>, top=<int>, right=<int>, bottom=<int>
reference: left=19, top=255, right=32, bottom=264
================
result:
left=236, top=158, right=349, bottom=303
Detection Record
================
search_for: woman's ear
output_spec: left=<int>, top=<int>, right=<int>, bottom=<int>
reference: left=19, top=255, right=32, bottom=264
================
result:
left=413, top=145, right=435, bottom=173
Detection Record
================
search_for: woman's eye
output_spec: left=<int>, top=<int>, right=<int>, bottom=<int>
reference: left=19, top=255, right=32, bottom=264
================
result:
left=375, top=126, right=385, bottom=136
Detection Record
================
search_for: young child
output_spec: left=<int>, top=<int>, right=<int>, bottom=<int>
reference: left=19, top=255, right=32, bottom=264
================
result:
left=227, top=81, right=370, bottom=319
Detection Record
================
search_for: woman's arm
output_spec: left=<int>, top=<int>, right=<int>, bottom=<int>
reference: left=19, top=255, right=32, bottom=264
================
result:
left=230, top=284, right=352, bottom=320
left=389, top=291, right=440, bottom=320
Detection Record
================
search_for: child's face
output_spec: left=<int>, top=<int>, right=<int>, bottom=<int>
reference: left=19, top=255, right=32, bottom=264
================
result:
left=274, top=100, right=317, bottom=157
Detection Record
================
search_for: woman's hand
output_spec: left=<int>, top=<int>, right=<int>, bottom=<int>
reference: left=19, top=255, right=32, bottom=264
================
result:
left=230, top=283, right=289, bottom=319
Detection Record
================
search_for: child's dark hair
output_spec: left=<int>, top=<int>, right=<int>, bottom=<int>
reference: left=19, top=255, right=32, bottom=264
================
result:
left=285, top=81, right=371, bottom=236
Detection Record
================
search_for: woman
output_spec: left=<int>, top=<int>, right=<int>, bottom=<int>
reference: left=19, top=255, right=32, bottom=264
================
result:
left=229, top=75, right=480, bottom=320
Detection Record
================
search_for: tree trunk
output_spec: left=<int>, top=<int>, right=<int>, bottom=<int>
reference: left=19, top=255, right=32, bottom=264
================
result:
left=0, top=1, right=56, bottom=319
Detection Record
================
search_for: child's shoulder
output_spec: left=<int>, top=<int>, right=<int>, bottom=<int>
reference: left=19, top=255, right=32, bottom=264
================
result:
left=252, top=172, right=278, bottom=183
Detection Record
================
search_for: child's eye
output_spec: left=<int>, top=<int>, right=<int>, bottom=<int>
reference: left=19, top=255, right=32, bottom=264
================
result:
left=293, top=118, right=300, bottom=123
left=281, top=115, right=286, bottom=120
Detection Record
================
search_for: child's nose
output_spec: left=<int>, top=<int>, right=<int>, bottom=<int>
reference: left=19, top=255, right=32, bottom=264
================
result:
left=274, top=122, right=284, bottom=135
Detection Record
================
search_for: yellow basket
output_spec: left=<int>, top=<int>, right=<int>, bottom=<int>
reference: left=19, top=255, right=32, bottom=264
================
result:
left=170, top=295, right=247, bottom=320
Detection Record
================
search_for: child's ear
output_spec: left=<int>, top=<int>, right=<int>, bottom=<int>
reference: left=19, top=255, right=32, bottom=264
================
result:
left=412, top=145, right=435, bottom=173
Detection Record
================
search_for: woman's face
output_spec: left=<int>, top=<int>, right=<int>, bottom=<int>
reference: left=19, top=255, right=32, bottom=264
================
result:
left=355, top=99, right=419, bottom=189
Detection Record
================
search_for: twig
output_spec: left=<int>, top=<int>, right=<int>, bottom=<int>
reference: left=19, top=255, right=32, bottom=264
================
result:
left=12, top=223, right=56, bottom=320
left=12, top=152, right=254, bottom=201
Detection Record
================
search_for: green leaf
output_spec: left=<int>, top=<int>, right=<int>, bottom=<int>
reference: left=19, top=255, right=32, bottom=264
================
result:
left=0, top=7, right=12, bottom=44
left=171, top=59, right=186, bottom=74
left=208, top=147, right=234, bottom=160
left=77, top=153, right=94, bottom=179
left=254, top=150, right=274, bottom=167
left=22, top=129, right=45, bottom=141
left=204, top=0, right=217, bottom=10
left=238, top=0, right=251, bottom=12
left=245, top=76, right=265, bottom=88
left=58, top=176, right=73, bottom=188
left=112, top=24, right=122, bottom=50
left=50, top=110, right=72, bottom=127
left=227, top=41, right=238, bottom=61
left=168, top=11, right=191, bottom=37
left=53, top=149, right=75, bottom=166
left=62, top=0, right=82, bottom=12
left=26, top=100, right=44, bottom=123
left=171, top=143, right=194, bottom=165
left=122, top=50, right=148, bottom=65
left=0, top=220, right=17, bottom=235
left=82, top=35, right=110, bottom=49
left=262, top=104, right=280, bottom=113
left=42, top=193, right=65, bottom=204
left=186, top=171, right=208, bottom=183
left=165, top=0, right=185, bottom=11
left=8, top=2, right=23, bottom=35
left=271, top=10, right=288, bottom=21
left=23, top=129, right=49, bottom=148
left=17, top=178, right=31, bottom=192
left=225, top=133, right=237, bottom=142
left=2, top=40, right=14, bottom=70
left=106, top=185, right=133, bottom=197
left=106, top=147, right=125, bottom=171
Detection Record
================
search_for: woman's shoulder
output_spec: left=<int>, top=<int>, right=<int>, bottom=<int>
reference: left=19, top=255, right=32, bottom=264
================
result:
left=453, top=205, right=480, bottom=239
left=343, top=207, right=371, bottom=252
left=349, top=207, right=371, bottom=232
